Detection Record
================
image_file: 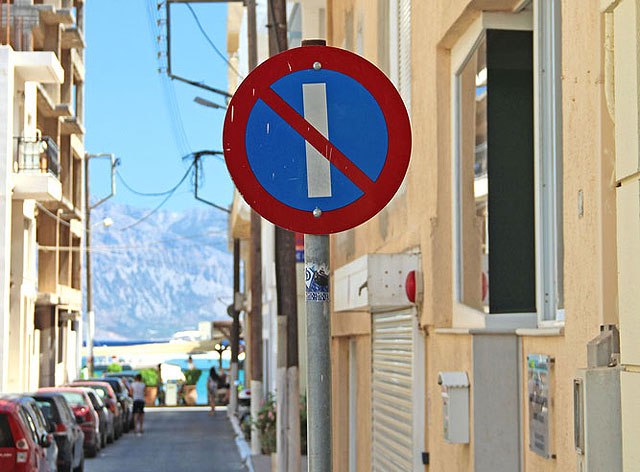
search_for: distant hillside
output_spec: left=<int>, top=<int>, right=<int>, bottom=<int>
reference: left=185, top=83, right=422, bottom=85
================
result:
left=90, top=202, right=232, bottom=340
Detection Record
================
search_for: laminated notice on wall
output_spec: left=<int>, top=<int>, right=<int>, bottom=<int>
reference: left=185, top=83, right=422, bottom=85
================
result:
left=527, top=354, right=553, bottom=458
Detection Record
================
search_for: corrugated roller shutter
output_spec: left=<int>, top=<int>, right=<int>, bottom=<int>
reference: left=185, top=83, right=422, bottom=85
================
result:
left=372, top=309, right=415, bottom=471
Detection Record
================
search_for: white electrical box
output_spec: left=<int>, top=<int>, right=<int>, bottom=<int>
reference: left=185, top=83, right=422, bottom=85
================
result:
left=438, top=371, right=469, bottom=444
left=574, top=367, right=622, bottom=472
left=333, top=253, right=419, bottom=312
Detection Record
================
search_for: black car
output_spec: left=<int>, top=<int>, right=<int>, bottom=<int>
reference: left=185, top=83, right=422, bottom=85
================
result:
left=30, top=392, right=85, bottom=472
left=86, top=377, right=133, bottom=432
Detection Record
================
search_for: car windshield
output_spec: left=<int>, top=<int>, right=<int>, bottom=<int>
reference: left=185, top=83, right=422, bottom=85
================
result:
left=59, top=392, right=87, bottom=407
left=0, top=414, right=14, bottom=447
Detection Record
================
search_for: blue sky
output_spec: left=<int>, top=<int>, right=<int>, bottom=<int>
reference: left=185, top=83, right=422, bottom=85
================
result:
left=85, top=0, right=234, bottom=213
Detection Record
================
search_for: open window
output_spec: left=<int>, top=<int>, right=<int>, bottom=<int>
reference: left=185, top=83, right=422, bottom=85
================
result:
left=452, top=6, right=563, bottom=326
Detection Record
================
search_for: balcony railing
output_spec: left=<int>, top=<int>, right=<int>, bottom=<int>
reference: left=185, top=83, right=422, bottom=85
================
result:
left=15, top=136, right=60, bottom=178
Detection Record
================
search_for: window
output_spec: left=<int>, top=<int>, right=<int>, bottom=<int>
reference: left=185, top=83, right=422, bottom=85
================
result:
left=452, top=6, right=564, bottom=324
left=456, top=28, right=535, bottom=315
left=0, top=414, right=14, bottom=447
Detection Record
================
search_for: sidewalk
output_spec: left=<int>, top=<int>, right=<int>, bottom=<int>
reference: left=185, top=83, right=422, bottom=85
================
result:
left=226, top=413, right=308, bottom=472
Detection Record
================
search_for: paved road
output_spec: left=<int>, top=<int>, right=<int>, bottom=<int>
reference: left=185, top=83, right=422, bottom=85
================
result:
left=86, top=407, right=245, bottom=472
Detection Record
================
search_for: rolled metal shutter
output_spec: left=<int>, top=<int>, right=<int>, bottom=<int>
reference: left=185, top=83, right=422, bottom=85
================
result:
left=372, top=308, right=415, bottom=471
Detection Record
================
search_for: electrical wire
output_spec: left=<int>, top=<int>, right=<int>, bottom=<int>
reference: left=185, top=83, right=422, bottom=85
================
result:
left=145, top=0, right=192, bottom=155
left=35, top=202, right=71, bottom=228
left=117, top=169, right=189, bottom=197
left=184, top=3, right=244, bottom=80
left=118, top=162, right=194, bottom=231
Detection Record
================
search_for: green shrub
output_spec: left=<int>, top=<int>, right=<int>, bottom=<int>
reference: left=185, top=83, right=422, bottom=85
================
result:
left=183, top=369, right=202, bottom=386
left=140, top=368, right=159, bottom=387
left=106, top=362, right=122, bottom=373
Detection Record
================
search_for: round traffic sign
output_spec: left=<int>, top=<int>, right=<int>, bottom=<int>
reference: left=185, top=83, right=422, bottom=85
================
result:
left=223, top=45, right=411, bottom=234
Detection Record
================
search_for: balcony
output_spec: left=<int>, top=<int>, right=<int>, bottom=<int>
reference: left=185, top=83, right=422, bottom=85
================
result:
left=13, top=136, right=62, bottom=201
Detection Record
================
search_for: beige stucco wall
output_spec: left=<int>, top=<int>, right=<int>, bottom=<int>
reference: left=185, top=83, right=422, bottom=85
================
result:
left=327, top=0, right=623, bottom=471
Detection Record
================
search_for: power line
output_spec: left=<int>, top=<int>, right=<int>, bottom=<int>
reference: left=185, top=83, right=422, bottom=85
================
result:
left=35, top=202, right=71, bottom=228
left=184, top=3, right=244, bottom=80
left=118, top=162, right=194, bottom=231
left=145, top=0, right=192, bottom=155
left=117, top=169, right=190, bottom=197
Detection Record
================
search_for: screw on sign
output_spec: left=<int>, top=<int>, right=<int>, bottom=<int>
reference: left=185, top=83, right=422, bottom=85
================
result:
left=223, top=45, right=411, bottom=235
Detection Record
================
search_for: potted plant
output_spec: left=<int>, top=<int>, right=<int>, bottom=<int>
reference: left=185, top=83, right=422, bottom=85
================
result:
left=254, top=394, right=276, bottom=454
left=140, top=368, right=159, bottom=406
left=182, top=369, right=202, bottom=406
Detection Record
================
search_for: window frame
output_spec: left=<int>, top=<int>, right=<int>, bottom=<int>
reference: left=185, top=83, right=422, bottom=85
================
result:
left=534, top=0, right=564, bottom=325
left=451, top=6, right=564, bottom=328
left=450, top=11, right=537, bottom=329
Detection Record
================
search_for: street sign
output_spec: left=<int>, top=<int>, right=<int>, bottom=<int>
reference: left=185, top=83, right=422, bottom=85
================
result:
left=223, top=45, right=411, bottom=234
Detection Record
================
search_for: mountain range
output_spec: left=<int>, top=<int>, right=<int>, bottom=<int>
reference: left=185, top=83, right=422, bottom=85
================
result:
left=90, top=201, right=232, bottom=340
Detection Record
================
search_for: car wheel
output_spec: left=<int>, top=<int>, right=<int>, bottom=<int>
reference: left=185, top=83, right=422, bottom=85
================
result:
left=86, top=444, right=97, bottom=459
left=107, top=428, right=115, bottom=444
left=74, top=456, right=85, bottom=472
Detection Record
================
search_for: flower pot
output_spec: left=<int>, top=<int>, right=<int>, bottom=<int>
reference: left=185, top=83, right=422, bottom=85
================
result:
left=145, top=386, right=158, bottom=406
left=183, top=385, right=198, bottom=406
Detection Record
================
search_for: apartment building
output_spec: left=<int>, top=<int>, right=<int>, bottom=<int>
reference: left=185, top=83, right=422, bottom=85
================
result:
left=0, top=0, right=85, bottom=393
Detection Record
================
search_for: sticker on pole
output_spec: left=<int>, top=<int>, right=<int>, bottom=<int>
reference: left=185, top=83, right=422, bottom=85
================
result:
left=223, top=45, right=411, bottom=234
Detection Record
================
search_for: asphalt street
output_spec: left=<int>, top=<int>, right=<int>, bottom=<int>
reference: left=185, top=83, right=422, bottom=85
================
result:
left=86, top=406, right=245, bottom=472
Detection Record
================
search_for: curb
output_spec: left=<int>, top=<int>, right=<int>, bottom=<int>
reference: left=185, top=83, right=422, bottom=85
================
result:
left=229, top=413, right=254, bottom=472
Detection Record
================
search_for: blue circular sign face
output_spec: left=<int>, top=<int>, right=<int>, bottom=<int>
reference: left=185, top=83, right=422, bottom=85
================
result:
left=246, top=69, right=389, bottom=212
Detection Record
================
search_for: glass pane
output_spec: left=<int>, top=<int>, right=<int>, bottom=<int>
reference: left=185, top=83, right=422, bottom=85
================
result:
left=458, top=36, right=489, bottom=313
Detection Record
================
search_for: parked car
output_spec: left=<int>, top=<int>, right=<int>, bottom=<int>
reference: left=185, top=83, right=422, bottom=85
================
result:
left=69, top=381, right=122, bottom=439
left=10, top=396, right=58, bottom=472
left=38, top=388, right=100, bottom=458
left=86, top=377, right=133, bottom=431
left=29, top=392, right=84, bottom=472
left=0, top=397, right=52, bottom=471
left=83, top=389, right=113, bottom=447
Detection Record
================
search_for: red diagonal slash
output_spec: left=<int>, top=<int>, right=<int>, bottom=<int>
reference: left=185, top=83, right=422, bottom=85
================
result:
left=260, top=87, right=376, bottom=194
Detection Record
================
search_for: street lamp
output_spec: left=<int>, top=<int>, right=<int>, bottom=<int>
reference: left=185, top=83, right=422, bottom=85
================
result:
left=194, top=96, right=227, bottom=110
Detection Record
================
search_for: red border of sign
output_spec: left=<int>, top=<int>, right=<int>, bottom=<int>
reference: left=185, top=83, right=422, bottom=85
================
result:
left=223, top=46, right=411, bottom=234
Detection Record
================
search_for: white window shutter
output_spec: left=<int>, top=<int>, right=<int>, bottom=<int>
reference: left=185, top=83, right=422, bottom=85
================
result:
left=398, top=0, right=411, bottom=112
left=389, top=0, right=411, bottom=112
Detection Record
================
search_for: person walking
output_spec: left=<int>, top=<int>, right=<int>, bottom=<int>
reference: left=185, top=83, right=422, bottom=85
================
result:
left=207, top=367, right=219, bottom=416
left=131, top=374, right=146, bottom=436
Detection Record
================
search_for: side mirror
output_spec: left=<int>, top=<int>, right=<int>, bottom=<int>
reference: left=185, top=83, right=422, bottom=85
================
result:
left=39, top=433, right=51, bottom=448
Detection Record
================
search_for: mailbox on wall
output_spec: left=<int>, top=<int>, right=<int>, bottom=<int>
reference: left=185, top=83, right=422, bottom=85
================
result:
left=438, top=371, right=469, bottom=444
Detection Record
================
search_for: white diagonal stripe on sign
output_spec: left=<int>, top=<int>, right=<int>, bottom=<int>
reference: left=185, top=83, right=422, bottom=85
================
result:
left=302, top=83, right=331, bottom=198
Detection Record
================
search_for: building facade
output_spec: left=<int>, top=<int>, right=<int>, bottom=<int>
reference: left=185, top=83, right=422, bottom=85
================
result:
left=0, top=0, right=85, bottom=393
left=326, top=0, right=637, bottom=471
left=227, top=0, right=639, bottom=469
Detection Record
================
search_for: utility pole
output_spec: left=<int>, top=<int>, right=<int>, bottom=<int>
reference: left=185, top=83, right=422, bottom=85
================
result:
left=84, top=153, right=117, bottom=378
left=246, top=0, right=263, bottom=457
left=229, top=238, right=240, bottom=416
left=84, top=158, right=93, bottom=378
left=268, top=0, right=301, bottom=470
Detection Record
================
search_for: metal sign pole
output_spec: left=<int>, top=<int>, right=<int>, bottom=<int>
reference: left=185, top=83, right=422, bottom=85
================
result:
left=305, top=233, right=331, bottom=471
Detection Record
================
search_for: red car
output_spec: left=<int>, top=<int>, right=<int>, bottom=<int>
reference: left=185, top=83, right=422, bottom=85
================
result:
left=37, top=388, right=101, bottom=458
left=0, top=398, right=51, bottom=471
left=69, top=381, right=123, bottom=438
